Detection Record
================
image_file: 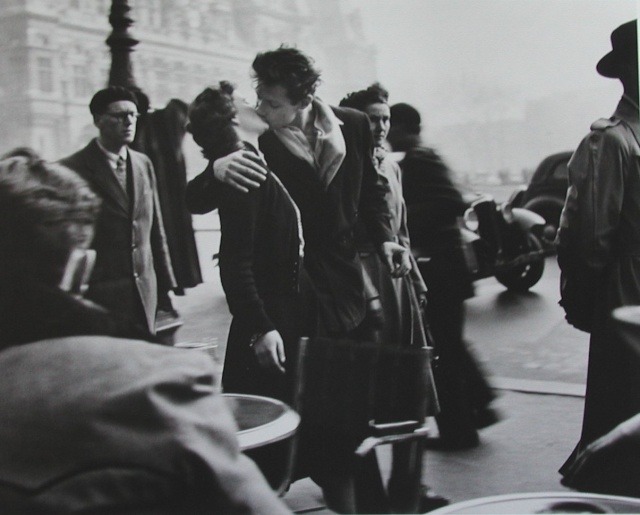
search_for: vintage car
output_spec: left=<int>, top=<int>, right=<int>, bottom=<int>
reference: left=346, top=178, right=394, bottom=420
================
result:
left=510, top=150, right=573, bottom=242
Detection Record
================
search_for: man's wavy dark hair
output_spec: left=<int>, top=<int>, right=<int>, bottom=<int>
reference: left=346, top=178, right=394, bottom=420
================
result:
left=252, top=46, right=321, bottom=104
left=187, top=81, right=240, bottom=162
left=339, top=83, right=389, bottom=112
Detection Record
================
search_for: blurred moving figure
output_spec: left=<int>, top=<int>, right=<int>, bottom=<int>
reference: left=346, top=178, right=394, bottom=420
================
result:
left=388, top=102, right=499, bottom=450
left=60, top=86, right=176, bottom=335
left=558, top=20, right=640, bottom=479
left=0, top=154, right=290, bottom=514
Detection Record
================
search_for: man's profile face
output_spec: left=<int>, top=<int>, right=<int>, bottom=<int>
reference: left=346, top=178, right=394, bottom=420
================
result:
left=94, top=100, right=139, bottom=149
left=255, top=84, right=303, bottom=129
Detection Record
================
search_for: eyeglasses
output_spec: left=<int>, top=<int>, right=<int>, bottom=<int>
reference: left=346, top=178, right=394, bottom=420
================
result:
left=104, top=111, right=140, bottom=122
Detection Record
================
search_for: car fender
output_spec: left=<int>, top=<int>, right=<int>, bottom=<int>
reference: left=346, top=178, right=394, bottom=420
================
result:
left=512, top=207, right=546, bottom=231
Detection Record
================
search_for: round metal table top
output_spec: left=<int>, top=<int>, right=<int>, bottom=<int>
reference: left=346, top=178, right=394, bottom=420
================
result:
left=222, top=393, right=300, bottom=451
left=430, top=492, right=640, bottom=514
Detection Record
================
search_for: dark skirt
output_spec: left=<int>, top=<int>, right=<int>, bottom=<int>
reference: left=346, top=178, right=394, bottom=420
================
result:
left=221, top=270, right=317, bottom=406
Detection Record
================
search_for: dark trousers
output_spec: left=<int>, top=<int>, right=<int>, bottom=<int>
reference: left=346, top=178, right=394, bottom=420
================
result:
left=426, top=289, right=494, bottom=440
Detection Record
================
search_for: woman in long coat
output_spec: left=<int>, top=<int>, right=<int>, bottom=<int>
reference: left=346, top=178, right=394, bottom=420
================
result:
left=185, top=82, right=316, bottom=405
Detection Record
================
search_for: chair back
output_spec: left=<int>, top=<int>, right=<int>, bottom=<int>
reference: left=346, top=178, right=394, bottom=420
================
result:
left=294, top=337, right=434, bottom=437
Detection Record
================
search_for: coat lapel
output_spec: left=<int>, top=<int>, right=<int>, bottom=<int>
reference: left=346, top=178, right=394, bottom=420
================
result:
left=128, top=150, right=147, bottom=220
left=84, top=140, right=129, bottom=215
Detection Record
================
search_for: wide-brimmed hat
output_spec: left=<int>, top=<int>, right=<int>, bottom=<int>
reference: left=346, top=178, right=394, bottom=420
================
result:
left=596, top=20, right=638, bottom=78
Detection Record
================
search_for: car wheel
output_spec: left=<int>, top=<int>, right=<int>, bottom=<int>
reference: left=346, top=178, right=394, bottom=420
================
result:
left=495, top=233, right=545, bottom=292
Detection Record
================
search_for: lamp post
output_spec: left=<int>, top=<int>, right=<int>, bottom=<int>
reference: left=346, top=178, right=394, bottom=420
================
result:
left=106, top=0, right=138, bottom=88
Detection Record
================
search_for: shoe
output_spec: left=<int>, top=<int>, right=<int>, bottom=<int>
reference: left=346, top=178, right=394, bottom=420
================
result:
left=419, top=492, right=450, bottom=512
left=474, top=406, right=501, bottom=429
left=424, top=433, right=480, bottom=450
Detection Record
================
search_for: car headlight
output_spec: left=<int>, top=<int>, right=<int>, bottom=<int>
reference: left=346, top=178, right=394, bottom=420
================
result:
left=463, top=208, right=479, bottom=232
left=502, top=202, right=515, bottom=223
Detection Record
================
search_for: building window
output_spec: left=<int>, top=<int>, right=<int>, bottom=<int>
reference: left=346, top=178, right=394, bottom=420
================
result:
left=37, top=57, right=54, bottom=93
left=73, top=64, right=90, bottom=97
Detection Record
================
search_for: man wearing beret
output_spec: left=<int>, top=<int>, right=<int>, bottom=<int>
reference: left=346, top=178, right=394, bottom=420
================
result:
left=60, top=86, right=176, bottom=335
left=557, top=19, right=640, bottom=480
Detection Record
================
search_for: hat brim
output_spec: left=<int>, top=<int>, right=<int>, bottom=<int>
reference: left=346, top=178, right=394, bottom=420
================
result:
left=596, top=50, right=619, bottom=78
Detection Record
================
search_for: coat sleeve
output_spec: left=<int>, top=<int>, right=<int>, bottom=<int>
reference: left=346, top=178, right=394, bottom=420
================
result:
left=218, top=182, right=275, bottom=336
left=185, top=162, right=221, bottom=214
left=560, top=124, right=628, bottom=271
left=357, top=115, right=395, bottom=247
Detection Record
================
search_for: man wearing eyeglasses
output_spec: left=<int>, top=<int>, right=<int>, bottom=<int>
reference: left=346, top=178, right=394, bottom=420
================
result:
left=60, top=86, right=176, bottom=335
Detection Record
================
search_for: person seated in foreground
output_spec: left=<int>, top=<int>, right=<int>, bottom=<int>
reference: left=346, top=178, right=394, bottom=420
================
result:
left=0, top=154, right=290, bottom=514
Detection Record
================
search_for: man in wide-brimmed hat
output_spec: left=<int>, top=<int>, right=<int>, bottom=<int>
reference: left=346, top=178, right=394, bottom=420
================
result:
left=556, top=19, right=640, bottom=493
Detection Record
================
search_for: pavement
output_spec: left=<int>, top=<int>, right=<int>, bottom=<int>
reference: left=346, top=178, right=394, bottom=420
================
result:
left=171, top=228, right=587, bottom=513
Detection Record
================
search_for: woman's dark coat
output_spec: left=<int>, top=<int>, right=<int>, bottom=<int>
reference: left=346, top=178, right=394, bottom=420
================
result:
left=186, top=159, right=315, bottom=403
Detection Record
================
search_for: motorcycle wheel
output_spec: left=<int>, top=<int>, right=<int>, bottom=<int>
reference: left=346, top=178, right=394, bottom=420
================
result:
left=495, top=233, right=545, bottom=292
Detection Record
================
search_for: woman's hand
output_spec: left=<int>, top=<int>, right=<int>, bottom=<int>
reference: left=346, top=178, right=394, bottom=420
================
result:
left=381, top=241, right=412, bottom=277
left=251, top=330, right=286, bottom=373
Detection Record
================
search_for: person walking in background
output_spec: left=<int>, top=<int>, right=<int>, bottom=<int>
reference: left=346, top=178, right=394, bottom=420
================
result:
left=0, top=154, right=290, bottom=514
left=557, top=19, right=640, bottom=479
left=388, top=102, right=499, bottom=450
left=185, top=81, right=317, bottom=406
left=60, top=86, right=176, bottom=335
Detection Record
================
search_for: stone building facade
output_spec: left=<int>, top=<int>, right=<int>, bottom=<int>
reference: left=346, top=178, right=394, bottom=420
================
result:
left=0, top=0, right=376, bottom=160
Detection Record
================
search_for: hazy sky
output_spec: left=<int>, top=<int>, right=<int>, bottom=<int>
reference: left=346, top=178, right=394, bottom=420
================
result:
left=350, top=0, right=638, bottom=129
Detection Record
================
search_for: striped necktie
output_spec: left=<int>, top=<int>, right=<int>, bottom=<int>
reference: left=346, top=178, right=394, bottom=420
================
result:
left=115, top=156, right=127, bottom=193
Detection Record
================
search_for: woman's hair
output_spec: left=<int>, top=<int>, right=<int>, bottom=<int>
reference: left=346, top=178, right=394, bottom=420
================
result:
left=339, top=83, right=389, bottom=112
left=0, top=155, right=100, bottom=286
left=252, top=46, right=321, bottom=104
left=187, top=81, right=241, bottom=161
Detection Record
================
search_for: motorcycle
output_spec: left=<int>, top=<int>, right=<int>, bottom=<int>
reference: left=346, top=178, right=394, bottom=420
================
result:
left=458, top=190, right=553, bottom=292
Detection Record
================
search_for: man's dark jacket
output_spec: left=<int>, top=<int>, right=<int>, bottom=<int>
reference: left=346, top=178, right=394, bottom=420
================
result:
left=186, top=106, right=393, bottom=333
left=61, top=139, right=176, bottom=332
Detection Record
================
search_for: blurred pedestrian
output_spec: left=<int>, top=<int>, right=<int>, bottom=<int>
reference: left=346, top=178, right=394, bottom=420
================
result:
left=59, top=86, right=176, bottom=335
left=0, top=154, right=289, bottom=514
left=557, top=19, right=640, bottom=479
left=388, top=102, right=499, bottom=449
left=186, top=81, right=317, bottom=406
left=188, top=46, right=411, bottom=513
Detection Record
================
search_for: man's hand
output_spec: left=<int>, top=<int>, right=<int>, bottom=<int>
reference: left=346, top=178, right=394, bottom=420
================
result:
left=381, top=241, right=412, bottom=278
left=251, top=330, right=286, bottom=374
left=213, top=149, right=268, bottom=193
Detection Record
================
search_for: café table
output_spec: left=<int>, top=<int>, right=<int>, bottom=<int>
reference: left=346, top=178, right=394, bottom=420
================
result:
left=430, top=491, right=640, bottom=514
left=222, top=393, right=300, bottom=495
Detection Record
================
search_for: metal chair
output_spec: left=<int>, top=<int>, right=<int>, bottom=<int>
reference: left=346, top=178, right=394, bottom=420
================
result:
left=293, top=336, right=436, bottom=513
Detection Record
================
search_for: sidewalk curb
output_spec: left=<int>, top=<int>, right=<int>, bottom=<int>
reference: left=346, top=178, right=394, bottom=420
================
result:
left=492, top=376, right=585, bottom=398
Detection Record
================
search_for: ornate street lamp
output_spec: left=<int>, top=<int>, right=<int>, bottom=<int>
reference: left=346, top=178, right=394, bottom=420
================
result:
left=106, top=0, right=138, bottom=88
